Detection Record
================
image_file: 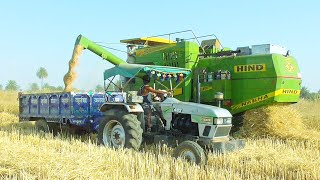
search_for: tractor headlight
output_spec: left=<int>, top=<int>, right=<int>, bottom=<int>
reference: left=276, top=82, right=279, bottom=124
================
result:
left=214, top=118, right=223, bottom=125
left=224, top=117, right=232, bottom=124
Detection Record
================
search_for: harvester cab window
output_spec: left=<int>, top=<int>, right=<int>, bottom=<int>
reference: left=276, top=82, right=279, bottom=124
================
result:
left=199, top=70, right=231, bottom=83
left=214, top=70, right=231, bottom=80
left=127, top=45, right=137, bottom=63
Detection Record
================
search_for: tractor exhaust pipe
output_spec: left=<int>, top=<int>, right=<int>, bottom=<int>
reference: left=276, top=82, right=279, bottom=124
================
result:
left=214, top=92, right=224, bottom=107
left=196, top=73, right=201, bottom=103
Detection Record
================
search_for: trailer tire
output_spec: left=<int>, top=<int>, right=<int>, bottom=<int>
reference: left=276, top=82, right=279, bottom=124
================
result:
left=35, top=119, right=49, bottom=133
left=98, top=111, right=143, bottom=150
left=173, top=141, right=207, bottom=165
left=48, top=123, right=61, bottom=135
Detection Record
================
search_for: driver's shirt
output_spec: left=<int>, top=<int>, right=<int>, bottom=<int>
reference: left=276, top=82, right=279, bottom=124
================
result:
left=140, top=85, right=151, bottom=104
left=140, top=84, right=166, bottom=104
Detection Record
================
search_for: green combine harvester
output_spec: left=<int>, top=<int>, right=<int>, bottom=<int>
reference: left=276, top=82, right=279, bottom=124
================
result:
left=75, top=31, right=301, bottom=126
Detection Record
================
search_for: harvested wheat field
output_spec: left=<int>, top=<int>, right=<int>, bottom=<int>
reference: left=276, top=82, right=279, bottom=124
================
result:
left=240, top=104, right=320, bottom=141
left=0, top=91, right=319, bottom=179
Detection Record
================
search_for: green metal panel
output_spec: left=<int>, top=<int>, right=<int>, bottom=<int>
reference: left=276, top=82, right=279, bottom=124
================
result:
left=75, top=35, right=126, bottom=65
left=198, top=80, right=232, bottom=103
left=132, top=41, right=199, bottom=102
left=197, top=54, right=301, bottom=114
left=123, top=40, right=301, bottom=115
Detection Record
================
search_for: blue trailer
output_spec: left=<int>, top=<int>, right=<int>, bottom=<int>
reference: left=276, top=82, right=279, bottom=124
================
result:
left=19, top=92, right=106, bottom=133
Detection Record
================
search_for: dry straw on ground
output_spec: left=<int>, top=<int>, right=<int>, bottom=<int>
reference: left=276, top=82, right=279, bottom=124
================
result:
left=241, top=104, right=320, bottom=141
left=0, top=91, right=18, bottom=115
left=0, top=127, right=319, bottom=179
left=63, top=45, right=84, bottom=92
left=292, top=99, right=320, bottom=131
left=0, top=92, right=319, bottom=179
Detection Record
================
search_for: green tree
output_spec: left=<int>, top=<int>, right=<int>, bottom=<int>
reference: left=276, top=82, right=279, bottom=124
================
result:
left=42, top=83, right=64, bottom=92
left=29, top=83, right=40, bottom=92
left=5, top=80, right=19, bottom=91
left=0, top=84, right=2, bottom=91
left=56, top=86, right=64, bottom=91
left=43, top=83, right=57, bottom=92
left=36, top=67, right=48, bottom=89
left=300, top=86, right=310, bottom=99
left=95, top=85, right=104, bottom=92
left=43, top=83, right=51, bottom=90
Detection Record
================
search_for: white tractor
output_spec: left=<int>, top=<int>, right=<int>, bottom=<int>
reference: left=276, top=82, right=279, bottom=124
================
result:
left=98, top=63, right=245, bottom=165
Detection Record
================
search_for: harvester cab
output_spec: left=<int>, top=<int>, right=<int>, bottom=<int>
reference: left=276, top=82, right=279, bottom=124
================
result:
left=98, top=63, right=245, bottom=165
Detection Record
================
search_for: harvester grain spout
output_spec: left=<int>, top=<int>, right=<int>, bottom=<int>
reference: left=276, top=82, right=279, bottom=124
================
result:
left=75, top=34, right=126, bottom=65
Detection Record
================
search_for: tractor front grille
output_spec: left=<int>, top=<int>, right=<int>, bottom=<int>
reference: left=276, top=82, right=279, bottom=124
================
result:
left=214, top=126, right=231, bottom=137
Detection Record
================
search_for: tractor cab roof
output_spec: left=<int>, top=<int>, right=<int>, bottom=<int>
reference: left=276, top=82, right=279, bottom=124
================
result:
left=104, top=64, right=190, bottom=81
left=104, top=64, right=190, bottom=91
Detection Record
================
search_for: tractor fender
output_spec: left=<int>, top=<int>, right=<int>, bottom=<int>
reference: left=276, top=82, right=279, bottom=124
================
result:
left=99, top=102, right=144, bottom=113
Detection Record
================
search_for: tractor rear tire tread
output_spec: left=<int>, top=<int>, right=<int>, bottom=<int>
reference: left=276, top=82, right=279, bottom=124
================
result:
left=98, top=111, right=143, bottom=150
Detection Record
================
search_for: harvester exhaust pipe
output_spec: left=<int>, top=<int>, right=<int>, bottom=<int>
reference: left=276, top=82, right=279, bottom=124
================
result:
left=196, top=72, right=201, bottom=103
left=75, top=34, right=127, bottom=65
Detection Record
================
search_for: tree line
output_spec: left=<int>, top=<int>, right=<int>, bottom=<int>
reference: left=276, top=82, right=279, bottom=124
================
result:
left=0, top=67, right=105, bottom=93
left=1, top=67, right=319, bottom=100
left=300, top=86, right=320, bottom=100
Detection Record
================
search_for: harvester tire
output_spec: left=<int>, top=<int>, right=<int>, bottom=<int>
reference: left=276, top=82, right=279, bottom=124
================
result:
left=98, top=111, right=143, bottom=150
left=35, top=119, right=50, bottom=133
left=173, top=141, right=207, bottom=165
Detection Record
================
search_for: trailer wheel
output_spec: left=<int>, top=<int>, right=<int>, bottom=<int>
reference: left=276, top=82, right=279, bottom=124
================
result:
left=98, top=111, right=143, bottom=150
left=48, top=123, right=61, bottom=135
left=35, top=119, right=49, bottom=133
left=173, top=141, right=207, bottom=165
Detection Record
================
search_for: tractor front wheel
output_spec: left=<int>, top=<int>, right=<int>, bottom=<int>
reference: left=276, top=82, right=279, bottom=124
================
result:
left=173, top=141, right=207, bottom=165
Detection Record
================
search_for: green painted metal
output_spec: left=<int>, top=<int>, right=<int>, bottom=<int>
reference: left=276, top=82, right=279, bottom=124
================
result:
left=76, top=34, right=301, bottom=115
left=198, top=54, right=301, bottom=114
left=75, top=35, right=126, bottom=65
left=128, top=41, right=301, bottom=115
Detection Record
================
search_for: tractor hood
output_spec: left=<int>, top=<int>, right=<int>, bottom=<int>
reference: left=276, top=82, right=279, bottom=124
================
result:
left=161, top=98, right=232, bottom=118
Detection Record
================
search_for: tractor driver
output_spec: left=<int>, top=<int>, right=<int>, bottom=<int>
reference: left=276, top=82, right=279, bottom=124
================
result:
left=140, top=75, right=168, bottom=132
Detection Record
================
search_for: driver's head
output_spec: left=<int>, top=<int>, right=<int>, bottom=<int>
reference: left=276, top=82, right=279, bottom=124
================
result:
left=142, top=75, right=150, bottom=84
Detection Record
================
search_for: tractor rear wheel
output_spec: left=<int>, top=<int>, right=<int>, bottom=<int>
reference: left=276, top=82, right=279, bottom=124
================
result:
left=35, top=119, right=50, bottom=133
left=98, top=111, right=143, bottom=150
left=173, top=141, right=207, bottom=165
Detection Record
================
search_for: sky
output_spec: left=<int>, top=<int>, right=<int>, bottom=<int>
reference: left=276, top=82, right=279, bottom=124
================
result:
left=0, top=1, right=319, bottom=92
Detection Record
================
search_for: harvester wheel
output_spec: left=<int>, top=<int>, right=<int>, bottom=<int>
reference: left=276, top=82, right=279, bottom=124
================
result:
left=35, top=119, right=50, bottom=133
left=173, top=141, right=207, bottom=165
left=98, top=111, right=143, bottom=150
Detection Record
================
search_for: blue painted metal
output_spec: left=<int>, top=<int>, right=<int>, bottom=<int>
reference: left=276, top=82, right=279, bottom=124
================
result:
left=19, top=92, right=106, bottom=132
left=91, top=94, right=106, bottom=131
